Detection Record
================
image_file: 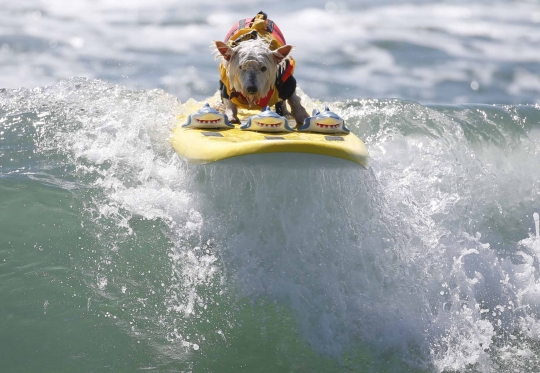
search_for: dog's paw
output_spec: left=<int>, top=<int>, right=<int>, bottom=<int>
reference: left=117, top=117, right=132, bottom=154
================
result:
left=292, top=111, right=309, bottom=129
left=224, top=103, right=240, bottom=124
left=224, top=110, right=240, bottom=124
left=227, top=115, right=241, bottom=124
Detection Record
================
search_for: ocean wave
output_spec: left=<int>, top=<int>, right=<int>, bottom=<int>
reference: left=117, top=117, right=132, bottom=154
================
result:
left=2, top=79, right=540, bottom=371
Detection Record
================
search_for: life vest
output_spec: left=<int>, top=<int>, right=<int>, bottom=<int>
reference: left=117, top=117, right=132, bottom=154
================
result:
left=224, top=12, right=287, bottom=50
left=219, top=12, right=296, bottom=110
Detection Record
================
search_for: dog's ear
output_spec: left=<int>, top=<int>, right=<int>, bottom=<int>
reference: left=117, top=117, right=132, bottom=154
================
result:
left=214, top=41, right=233, bottom=61
left=272, top=44, right=293, bottom=63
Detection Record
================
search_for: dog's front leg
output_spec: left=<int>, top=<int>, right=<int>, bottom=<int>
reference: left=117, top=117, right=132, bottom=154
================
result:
left=287, top=91, right=309, bottom=128
left=274, top=100, right=291, bottom=117
left=223, top=98, right=240, bottom=124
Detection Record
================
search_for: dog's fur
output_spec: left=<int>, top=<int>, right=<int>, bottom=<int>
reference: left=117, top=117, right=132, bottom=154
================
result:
left=214, top=37, right=308, bottom=127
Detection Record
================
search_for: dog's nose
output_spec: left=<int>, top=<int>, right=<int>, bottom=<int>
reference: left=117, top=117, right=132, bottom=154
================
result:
left=247, top=86, right=257, bottom=95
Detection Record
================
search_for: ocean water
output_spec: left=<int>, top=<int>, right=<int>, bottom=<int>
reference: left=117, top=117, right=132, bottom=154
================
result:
left=1, top=1, right=540, bottom=372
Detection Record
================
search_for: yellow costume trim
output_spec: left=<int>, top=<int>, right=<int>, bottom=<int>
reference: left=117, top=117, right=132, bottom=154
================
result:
left=227, top=13, right=284, bottom=50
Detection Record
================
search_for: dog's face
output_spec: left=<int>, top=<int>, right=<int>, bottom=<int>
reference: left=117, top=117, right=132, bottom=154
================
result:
left=215, top=38, right=292, bottom=106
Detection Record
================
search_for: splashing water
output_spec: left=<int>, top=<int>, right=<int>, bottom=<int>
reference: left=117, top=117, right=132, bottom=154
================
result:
left=2, top=79, right=540, bottom=372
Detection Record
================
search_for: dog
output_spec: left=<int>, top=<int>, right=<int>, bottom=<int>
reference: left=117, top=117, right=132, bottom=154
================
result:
left=214, top=11, right=309, bottom=127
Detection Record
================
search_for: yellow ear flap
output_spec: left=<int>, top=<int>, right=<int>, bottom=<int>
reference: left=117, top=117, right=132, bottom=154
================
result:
left=251, top=14, right=268, bottom=32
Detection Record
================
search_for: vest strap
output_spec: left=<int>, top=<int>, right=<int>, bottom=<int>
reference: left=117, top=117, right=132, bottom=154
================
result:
left=266, top=20, right=274, bottom=33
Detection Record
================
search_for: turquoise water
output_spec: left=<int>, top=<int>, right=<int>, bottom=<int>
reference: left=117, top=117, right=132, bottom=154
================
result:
left=2, top=79, right=540, bottom=372
left=2, top=0, right=540, bottom=371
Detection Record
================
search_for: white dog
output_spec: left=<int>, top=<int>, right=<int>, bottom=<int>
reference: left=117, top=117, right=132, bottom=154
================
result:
left=214, top=11, right=309, bottom=127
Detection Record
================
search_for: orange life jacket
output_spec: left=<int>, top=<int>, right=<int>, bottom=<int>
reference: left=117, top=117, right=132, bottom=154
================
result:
left=219, top=12, right=296, bottom=110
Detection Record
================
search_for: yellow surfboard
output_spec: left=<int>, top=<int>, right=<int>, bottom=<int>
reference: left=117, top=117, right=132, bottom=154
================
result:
left=171, top=100, right=369, bottom=167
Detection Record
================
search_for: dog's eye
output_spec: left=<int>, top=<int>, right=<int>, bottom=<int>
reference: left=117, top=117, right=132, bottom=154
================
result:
left=261, top=66, right=267, bottom=72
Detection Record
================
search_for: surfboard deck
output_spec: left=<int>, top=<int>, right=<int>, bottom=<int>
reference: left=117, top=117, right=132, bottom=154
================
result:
left=171, top=102, right=369, bottom=167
